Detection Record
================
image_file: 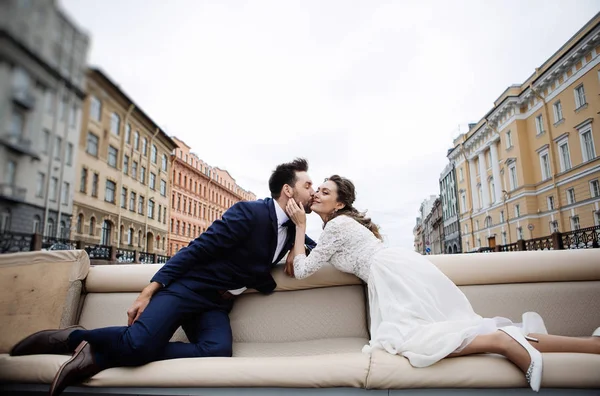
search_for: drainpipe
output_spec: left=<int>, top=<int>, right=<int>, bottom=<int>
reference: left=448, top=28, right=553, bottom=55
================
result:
left=116, top=104, right=135, bottom=248
left=144, top=128, right=160, bottom=253
left=529, top=85, right=564, bottom=231
left=43, top=82, right=64, bottom=238
left=55, top=90, right=74, bottom=238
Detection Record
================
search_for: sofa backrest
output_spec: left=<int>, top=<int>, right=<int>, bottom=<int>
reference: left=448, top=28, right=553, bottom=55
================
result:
left=0, top=250, right=89, bottom=353
left=78, top=263, right=370, bottom=344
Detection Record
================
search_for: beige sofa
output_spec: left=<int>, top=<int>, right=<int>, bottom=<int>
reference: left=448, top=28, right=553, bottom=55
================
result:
left=0, top=248, right=599, bottom=395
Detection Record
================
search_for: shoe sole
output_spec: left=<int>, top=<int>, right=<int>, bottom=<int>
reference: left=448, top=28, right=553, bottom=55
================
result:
left=49, top=341, right=89, bottom=396
left=10, top=325, right=85, bottom=356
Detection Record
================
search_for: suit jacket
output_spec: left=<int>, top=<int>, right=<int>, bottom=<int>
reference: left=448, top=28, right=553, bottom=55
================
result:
left=151, top=197, right=317, bottom=295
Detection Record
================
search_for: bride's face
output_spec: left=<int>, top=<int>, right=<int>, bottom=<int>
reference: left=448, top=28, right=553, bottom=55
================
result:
left=310, top=180, right=344, bottom=216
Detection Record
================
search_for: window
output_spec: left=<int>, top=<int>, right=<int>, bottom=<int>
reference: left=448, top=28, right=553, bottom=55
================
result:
left=558, top=140, right=571, bottom=172
left=42, top=129, right=50, bottom=153
left=517, top=226, right=524, bottom=240
left=108, top=146, right=118, bottom=167
left=459, top=168, right=464, bottom=181
left=160, top=179, right=167, bottom=196
left=105, top=180, right=116, bottom=203
left=514, top=204, right=521, bottom=218
left=150, top=173, right=156, bottom=190
left=54, top=136, right=62, bottom=159
left=509, top=163, right=518, bottom=190
left=506, top=131, right=513, bottom=149
left=151, top=145, right=157, bottom=163
left=477, top=186, right=482, bottom=208
left=475, top=220, right=479, bottom=231
left=91, top=173, right=98, bottom=197
left=5, top=160, right=16, bottom=185
left=500, top=210, right=505, bottom=223
left=138, top=196, right=144, bottom=214
left=590, top=180, right=600, bottom=198
left=550, top=220, right=559, bottom=233
left=570, top=216, right=581, bottom=231
left=140, top=166, right=146, bottom=184
left=129, top=192, right=136, bottom=211
left=89, top=217, right=95, bottom=236
left=49, top=177, right=58, bottom=201
left=539, top=150, right=551, bottom=180
left=127, top=228, right=133, bottom=245
left=69, top=105, right=78, bottom=127
left=61, top=182, right=69, bottom=204
left=553, top=101, right=563, bottom=123
left=45, top=90, right=54, bottom=114
left=121, top=187, right=127, bottom=208
left=535, top=115, right=544, bottom=135
left=100, top=220, right=112, bottom=245
left=566, top=188, right=576, bottom=205
left=86, top=132, right=99, bottom=156
left=125, top=124, right=131, bottom=144
left=110, top=112, right=120, bottom=135
left=574, top=85, right=586, bottom=109
left=76, top=214, right=83, bottom=234
left=90, top=95, right=101, bottom=121
left=158, top=204, right=162, bottom=222
left=132, top=161, right=138, bottom=179
left=142, top=138, right=148, bottom=156
left=547, top=196, right=555, bottom=211
left=501, top=232, right=507, bottom=245
left=162, top=154, right=168, bottom=171
left=133, top=131, right=140, bottom=150
left=36, top=172, right=45, bottom=197
left=123, top=155, right=129, bottom=174
left=486, top=151, right=492, bottom=168
left=46, top=218, right=55, bottom=237
left=596, top=211, right=600, bottom=226
left=80, top=168, right=87, bottom=193
left=148, top=200, right=155, bottom=219
left=490, top=179, right=496, bottom=203
left=580, top=129, right=596, bottom=162
left=66, top=143, right=73, bottom=166
left=163, top=207, right=167, bottom=224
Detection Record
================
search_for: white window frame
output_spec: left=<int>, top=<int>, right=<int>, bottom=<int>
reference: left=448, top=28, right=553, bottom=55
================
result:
left=490, top=179, right=496, bottom=203
left=590, top=179, right=600, bottom=198
left=552, top=100, right=563, bottom=123
left=535, top=114, right=544, bottom=135
left=459, top=167, right=464, bottom=182
left=550, top=220, right=559, bottom=233
left=567, top=188, right=576, bottom=205
left=538, top=148, right=551, bottom=180
left=574, top=84, right=586, bottom=109
left=570, top=215, right=580, bottom=231
left=579, top=126, right=596, bottom=163
left=501, top=232, right=507, bottom=245
left=508, top=163, right=518, bottom=190
left=595, top=211, right=600, bottom=226
left=506, top=131, right=513, bottom=149
left=500, top=210, right=505, bottom=223
left=557, top=138, right=571, bottom=172
left=110, top=112, right=120, bottom=135
left=517, top=227, right=524, bottom=240
left=90, top=95, right=101, bottom=122
left=515, top=204, right=521, bottom=218
left=547, top=196, right=555, bottom=211
left=460, top=192, right=466, bottom=213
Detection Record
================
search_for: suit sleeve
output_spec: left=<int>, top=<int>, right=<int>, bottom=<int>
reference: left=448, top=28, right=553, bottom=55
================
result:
left=151, top=202, right=255, bottom=287
left=304, top=234, right=317, bottom=254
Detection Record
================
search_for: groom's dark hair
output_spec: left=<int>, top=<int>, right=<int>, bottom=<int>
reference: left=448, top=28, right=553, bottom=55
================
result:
left=269, top=158, right=309, bottom=199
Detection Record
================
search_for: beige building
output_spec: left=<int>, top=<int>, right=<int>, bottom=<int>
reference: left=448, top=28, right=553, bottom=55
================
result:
left=168, top=138, right=256, bottom=256
left=448, top=13, right=600, bottom=252
left=71, top=68, right=177, bottom=255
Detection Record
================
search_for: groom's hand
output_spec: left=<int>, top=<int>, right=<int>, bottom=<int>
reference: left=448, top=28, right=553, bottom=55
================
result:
left=127, top=281, right=161, bottom=325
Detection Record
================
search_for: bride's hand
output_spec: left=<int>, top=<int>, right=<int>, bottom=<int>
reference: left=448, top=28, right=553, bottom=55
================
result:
left=286, top=199, right=306, bottom=228
left=284, top=250, right=295, bottom=277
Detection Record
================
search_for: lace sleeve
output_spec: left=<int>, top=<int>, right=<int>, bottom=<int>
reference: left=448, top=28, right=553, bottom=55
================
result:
left=293, top=218, right=344, bottom=279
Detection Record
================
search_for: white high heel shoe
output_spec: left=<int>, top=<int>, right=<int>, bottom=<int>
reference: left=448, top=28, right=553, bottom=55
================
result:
left=499, top=326, right=543, bottom=392
left=593, top=327, right=600, bottom=337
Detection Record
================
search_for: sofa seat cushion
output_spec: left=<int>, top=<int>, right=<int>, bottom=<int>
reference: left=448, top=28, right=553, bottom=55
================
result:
left=233, top=337, right=368, bottom=357
left=365, top=349, right=600, bottom=389
left=0, top=352, right=370, bottom=388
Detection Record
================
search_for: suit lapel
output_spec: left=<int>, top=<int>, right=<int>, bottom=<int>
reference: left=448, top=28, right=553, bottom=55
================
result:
left=267, top=198, right=278, bottom=262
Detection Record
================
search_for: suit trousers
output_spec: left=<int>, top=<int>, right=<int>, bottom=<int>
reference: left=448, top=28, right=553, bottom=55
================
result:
left=69, top=284, right=233, bottom=368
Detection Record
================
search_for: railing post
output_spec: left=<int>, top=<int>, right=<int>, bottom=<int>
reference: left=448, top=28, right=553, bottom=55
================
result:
left=135, top=250, right=141, bottom=264
left=75, top=240, right=84, bottom=250
left=30, top=233, right=42, bottom=251
left=551, top=232, right=564, bottom=250
left=517, top=239, right=526, bottom=251
left=152, top=253, right=156, bottom=263
left=110, top=246, right=117, bottom=263
left=494, top=245, right=501, bottom=252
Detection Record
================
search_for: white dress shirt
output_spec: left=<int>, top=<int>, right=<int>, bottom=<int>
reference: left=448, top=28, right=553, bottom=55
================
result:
left=228, top=200, right=290, bottom=296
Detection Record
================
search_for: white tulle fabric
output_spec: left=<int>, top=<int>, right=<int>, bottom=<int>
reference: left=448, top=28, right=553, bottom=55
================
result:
left=293, top=215, right=547, bottom=368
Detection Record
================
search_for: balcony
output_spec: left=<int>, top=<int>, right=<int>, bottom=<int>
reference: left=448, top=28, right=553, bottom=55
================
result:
left=12, top=89, right=36, bottom=110
left=0, top=134, right=41, bottom=160
left=0, top=184, right=27, bottom=203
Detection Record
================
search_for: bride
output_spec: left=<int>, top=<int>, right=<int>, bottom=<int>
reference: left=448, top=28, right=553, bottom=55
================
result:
left=284, top=175, right=600, bottom=392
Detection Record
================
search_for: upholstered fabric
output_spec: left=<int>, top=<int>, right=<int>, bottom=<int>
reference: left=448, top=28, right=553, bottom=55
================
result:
left=0, top=250, right=89, bottom=353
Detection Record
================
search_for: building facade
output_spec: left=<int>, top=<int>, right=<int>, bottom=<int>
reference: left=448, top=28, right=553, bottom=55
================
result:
left=0, top=0, right=89, bottom=237
left=423, top=197, right=443, bottom=255
left=413, top=217, right=424, bottom=254
left=448, top=13, right=600, bottom=252
left=71, top=68, right=177, bottom=254
left=440, top=163, right=461, bottom=253
left=168, top=138, right=256, bottom=256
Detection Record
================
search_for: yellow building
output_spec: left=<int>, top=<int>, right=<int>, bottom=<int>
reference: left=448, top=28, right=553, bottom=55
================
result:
left=71, top=68, right=177, bottom=256
left=448, top=13, right=600, bottom=252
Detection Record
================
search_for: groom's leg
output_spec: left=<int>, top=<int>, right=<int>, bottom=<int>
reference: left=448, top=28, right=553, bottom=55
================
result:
left=161, top=309, right=233, bottom=360
left=71, top=288, right=199, bottom=367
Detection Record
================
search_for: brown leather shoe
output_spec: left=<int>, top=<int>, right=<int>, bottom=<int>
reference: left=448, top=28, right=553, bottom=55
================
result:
left=49, top=341, right=101, bottom=396
left=10, top=325, right=86, bottom=356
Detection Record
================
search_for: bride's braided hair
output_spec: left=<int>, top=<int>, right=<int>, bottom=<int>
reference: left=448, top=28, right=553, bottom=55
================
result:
left=324, top=175, right=383, bottom=241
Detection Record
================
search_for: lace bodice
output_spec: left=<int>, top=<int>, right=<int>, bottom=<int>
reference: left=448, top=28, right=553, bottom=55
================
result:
left=293, top=215, right=385, bottom=282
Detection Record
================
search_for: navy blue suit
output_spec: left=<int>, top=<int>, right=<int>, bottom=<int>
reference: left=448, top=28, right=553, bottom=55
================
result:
left=72, top=198, right=316, bottom=368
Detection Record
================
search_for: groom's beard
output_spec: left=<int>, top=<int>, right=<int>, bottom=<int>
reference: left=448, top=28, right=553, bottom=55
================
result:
left=293, top=194, right=312, bottom=214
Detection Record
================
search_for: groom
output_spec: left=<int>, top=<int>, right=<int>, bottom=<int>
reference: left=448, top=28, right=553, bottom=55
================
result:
left=11, top=158, right=317, bottom=396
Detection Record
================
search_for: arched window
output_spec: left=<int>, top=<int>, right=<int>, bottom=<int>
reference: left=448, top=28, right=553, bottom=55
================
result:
left=89, top=217, right=96, bottom=236
left=76, top=214, right=83, bottom=234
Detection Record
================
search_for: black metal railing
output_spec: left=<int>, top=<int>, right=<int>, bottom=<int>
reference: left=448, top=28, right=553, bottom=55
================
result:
left=116, top=247, right=136, bottom=263
left=156, top=254, right=169, bottom=264
left=0, top=232, right=34, bottom=253
left=84, top=244, right=113, bottom=260
left=561, top=226, right=600, bottom=249
left=139, top=251, right=154, bottom=264
left=499, top=242, right=518, bottom=252
left=41, top=236, right=78, bottom=250
left=524, top=235, right=554, bottom=251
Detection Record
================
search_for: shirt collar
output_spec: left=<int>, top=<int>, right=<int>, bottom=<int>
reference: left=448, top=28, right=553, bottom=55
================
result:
left=274, top=199, right=290, bottom=227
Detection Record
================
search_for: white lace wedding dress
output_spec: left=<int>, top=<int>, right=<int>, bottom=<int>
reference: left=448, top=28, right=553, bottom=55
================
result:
left=292, top=215, right=547, bottom=368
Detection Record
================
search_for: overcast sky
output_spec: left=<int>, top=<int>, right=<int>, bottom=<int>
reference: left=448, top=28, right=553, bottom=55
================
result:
left=60, top=0, right=599, bottom=248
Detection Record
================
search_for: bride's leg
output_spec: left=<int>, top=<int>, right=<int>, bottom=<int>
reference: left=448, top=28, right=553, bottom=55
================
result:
left=449, top=331, right=600, bottom=373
